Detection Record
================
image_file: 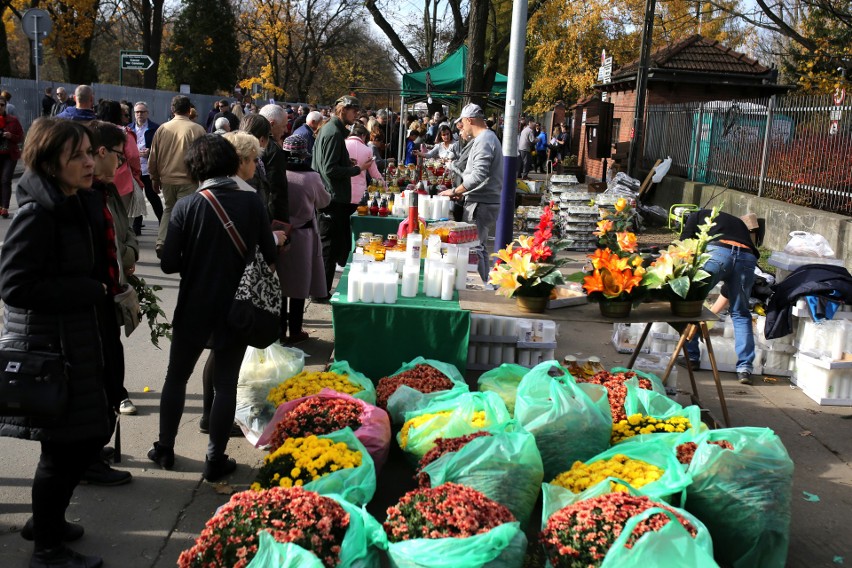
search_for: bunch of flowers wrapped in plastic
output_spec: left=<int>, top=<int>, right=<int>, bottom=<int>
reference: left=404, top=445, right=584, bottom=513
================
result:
left=488, top=203, right=566, bottom=299
left=177, top=486, right=349, bottom=568
left=399, top=410, right=487, bottom=449
left=676, top=440, right=734, bottom=465
left=268, top=397, right=363, bottom=450
left=540, top=492, right=698, bottom=568
left=611, top=414, right=692, bottom=444
left=268, top=370, right=361, bottom=407
left=576, top=371, right=654, bottom=422
left=384, top=483, right=516, bottom=542
left=415, top=432, right=492, bottom=486
left=551, top=454, right=664, bottom=494
left=376, top=364, right=453, bottom=409
left=253, top=435, right=362, bottom=490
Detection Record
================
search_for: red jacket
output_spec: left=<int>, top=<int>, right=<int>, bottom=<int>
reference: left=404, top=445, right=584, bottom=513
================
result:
left=0, top=114, right=23, bottom=160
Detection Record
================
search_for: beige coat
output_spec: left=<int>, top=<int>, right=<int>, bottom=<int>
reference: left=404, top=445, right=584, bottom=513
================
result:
left=148, top=115, right=206, bottom=186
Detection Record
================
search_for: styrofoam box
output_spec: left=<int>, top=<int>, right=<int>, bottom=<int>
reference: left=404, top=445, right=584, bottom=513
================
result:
left=768, top=252, right=844, bottom=282
left=611, top=323, right=651, bottom=354
left=699, top=338, right=764, bottom=375
left=630, top=354, right=678, bottom=391
left=793, top=353, right=852, bottom=406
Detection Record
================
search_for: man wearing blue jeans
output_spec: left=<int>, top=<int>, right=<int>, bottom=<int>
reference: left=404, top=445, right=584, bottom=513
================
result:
left=682, top=210, right=759, bottom=384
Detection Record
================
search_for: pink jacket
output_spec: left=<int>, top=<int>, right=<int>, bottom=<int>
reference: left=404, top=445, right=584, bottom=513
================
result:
left=114, top=129, right=143, bottom=197
left=345, top=135, right=383, bottom=203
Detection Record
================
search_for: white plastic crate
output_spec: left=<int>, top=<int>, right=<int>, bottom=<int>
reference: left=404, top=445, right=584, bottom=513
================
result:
left=611, top=323, right=651, bottom=354
left=793, top=353, right=852, bottom=406
left=468, top=314, right=558, bottom=370
left=699, top=337, right=764, bottom=375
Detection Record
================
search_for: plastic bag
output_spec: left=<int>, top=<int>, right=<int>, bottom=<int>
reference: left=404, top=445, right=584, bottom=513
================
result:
left=329, top=360, right=378, bottom=405
left=385, top=357, right=469, bottom=424
left=246, top=493, right=385, bottom=568
left=542, top=436, right=692, bottom=514
left=617, top=385, right=704, bottom=444
left=783, top=230, right=836, bottom=258
left=419, top=421, right=543, bottom=525
left=301, top=428, right=376, bottom=506
left=236, top=344, right=306, bottom=445
left=384, top=521, right=527, bottom=568
left=541, top=482, right=716, bottom=567
left=650, top=156, right=672, bottom=183
left=514, top=361, right=612, bottom=480
left=476, top=363, right=528, bottom=415
left=682, top=427, right=793, bottom=568
left=609, top=367, right=666, bottom=394
left=398, top=392, right=511, bottom=460
left=256, top=389, right=392, bottom=470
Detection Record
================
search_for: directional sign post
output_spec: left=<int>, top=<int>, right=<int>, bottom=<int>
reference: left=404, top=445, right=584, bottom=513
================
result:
left=119, top=50, right=153, bottom=86
left=21, top=9, right=52, bottom=103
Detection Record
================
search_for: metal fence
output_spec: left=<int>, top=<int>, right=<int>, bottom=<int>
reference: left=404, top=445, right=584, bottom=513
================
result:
left=643, top=94, right=852, bottom=215
left=0, top=77, right=225, bottom=132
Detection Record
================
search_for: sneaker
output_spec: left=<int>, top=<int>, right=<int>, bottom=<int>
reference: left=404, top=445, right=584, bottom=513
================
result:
left=147, top=441, right=175, bottom=470
left=203, top=456, right=237, bottom=482
left=118, top=398, right=137, bottom=415
left=738, top=371, right=753, bottom=385
left=80, top=460, right=132, bottom=486
left=22, top=517, right=84, bottom=542
left=30, top=546, right=102, bottom=568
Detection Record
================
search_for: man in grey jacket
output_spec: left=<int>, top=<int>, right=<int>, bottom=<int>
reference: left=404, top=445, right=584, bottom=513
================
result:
left=440, top=103, right=503, bottom=283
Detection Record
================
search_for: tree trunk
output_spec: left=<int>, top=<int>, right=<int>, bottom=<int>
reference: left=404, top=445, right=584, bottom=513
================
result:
left=465, top=0, right=489, bottom=106
left=0, top=15, right=11, bottom=77
left=142, top=0, right=165, bottom=89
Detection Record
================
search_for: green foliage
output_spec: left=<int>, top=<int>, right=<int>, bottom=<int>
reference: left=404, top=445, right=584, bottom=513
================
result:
left=128, top=275, right=172, bottom=349
left=165, top=0, right=239, bottom=94
left=782, top=6, right=852, bottom=93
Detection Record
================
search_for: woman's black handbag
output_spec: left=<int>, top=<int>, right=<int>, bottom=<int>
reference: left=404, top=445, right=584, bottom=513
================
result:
left=200, top=190, right=282, bottom=349
left=0, top=334, right=69, bottom=418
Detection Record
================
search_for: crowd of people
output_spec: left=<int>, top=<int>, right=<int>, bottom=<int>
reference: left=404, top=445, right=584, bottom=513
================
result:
left=0, top=83, right=535, bottom=568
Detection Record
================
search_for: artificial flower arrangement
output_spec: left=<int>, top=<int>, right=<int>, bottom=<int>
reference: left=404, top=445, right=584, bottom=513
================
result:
left=376, top=363, right=453, bottom=409
left=576, top=198, right=646, bottom=305
left=253, top=434, right=362, bottom=490
left=415, top=432, right=492, bottom=487
left=488, top=202, right=566, bottom=298
left=267, top=370, right=361, bottom=407
left=611, top=414, right=693, bottom=444
left=177, top=486, right=349, bottom=568
left=384, top=483, right=516, bottom=541
left=267, top=396, right=363, bottom=449
left=642, top=205, right=721, bottom=301
left=551, top=454, right=664, bottom=494
left=540, top=493, right=700, bottom=568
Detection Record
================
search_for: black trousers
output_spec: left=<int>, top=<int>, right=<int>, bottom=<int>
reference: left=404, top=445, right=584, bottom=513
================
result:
left=32, top=438, right=103, bottom=549
left=0, top=155, right=16, bottom=209
left=158, top=330, right=246, bottom=461
left=133, top=174, right=164, bottom=233
left=319, top=201, right=357, bottom=294
left=283, top=297, right=306, bottom=337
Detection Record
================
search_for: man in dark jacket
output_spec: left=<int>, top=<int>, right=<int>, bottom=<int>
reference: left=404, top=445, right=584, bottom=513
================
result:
left=132, top=101, right=163, bottom=234
left=208, top=99, right=239, bottom=133
left=312, top=95, right=373, bottom=296
left=55, top=85, right=97, bottom=121
left=258, top=104, right=290, bottom=222
left=41, top=87, right=54, bottom=117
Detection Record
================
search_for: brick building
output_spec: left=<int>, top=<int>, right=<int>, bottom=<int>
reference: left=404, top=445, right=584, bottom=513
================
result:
left=569, top=34, right=792, bottom=181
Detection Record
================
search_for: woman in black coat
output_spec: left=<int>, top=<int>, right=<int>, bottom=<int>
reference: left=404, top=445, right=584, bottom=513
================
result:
left=0, top=118, right=109, bottom=568
left=147, top=135, right=277, bottom=481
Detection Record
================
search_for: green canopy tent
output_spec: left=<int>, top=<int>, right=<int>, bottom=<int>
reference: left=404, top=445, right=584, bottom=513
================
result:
left=401, top=45, right=508, bottom=105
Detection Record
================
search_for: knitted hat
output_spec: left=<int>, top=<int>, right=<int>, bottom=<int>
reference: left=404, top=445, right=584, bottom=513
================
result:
left=282, top=134, right=308, bottom=154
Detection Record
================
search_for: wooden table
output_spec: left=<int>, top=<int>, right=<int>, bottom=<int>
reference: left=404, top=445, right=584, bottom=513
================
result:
left=459, top=292, right=731, bottom=426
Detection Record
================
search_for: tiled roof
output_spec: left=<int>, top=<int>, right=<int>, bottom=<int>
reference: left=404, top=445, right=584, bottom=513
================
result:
left=614, top=35, right=770, bottom=78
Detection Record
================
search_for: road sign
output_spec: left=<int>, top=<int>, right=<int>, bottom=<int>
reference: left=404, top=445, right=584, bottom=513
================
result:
left=21, top=9, right=52, bottom=40
left=121, top=54, right=154, bottom=70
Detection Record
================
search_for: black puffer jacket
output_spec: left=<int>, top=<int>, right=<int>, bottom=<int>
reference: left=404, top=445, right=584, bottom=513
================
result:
left=0, top=170, right=111, bottom=442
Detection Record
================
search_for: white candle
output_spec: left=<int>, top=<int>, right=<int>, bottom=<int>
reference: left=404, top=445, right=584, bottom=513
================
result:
left=401, top=265, right=419, bottom=297
left=372, top=276, right=385, bottom=304
left=518, top=349, right=531, bottom=367
left=441, top=267, right=456, bottom=301
left=468, top=345, right=477, bottom=365
left=479, top=316, right=492, bottom=336
left=360, top=279, right=374, bottom=303
left=384, top=276, right=398, bottom=304
left=477, top=344, right=490, bottom=366
left=455, top=247, right=468, bottom=290
left=502, top=346, right=516, bottom=364
left=347, top=273, right=361, bottom=303
left=490, top=345, right=502, bottom=365
left=406, top=233, right=422, bottom=265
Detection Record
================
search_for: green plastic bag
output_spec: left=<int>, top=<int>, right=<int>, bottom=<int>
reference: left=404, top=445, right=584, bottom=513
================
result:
left=246, top=493, right=385, bottom=568
left=515, top=361, right=612, bottom=480
left=616, top=385, right=704, bottom=444
left=385, top=357, right=469, bottom=424
left=541, top=482, right=716, bottom=567
left=301, top=428, right=376, bottom=506
left=542, top=436, right=693, bottom=514
left=476, top=363, right=529, bottom=415
left=609, top=367, right=666, bottom=394
left=682, top=427, right=793, bottom=568
left=329, top=360, right=377, bottom=405
left=397, top=392, right=511, bottom=460
left=385, top=521, right=527, bottom=568
left=419, top=421, right=544, bottom=525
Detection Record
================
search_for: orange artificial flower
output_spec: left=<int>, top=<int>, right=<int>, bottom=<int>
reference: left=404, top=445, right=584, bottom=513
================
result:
left=616, top=232, right=638, bottom=253
left=594, top=219, right=614, bottom=237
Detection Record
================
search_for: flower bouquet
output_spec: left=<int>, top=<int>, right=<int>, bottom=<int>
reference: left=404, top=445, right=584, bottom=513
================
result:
left=257, top=390, right=392, bottom=469
left=383, top=483, right=527, bottom=567
left=642, top=205, right=721, bottom=313
left=253, top=428, right=376, bottom=506
left=178, top=486, right=349, bottom=568
left=376, top=357, right=468, bottom=424
left=489, top=203, right=565, bottom=312
left=540, top=492, right=713, bottom=568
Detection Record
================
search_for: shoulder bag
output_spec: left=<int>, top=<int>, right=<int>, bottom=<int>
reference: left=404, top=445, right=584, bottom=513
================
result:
left=200, top=189, right=282, bottom=348
left=0, top=333, right=69, bottom=418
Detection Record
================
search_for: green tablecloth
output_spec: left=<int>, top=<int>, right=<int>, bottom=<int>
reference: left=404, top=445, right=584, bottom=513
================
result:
left=350, top=213, right=406, bottom=248
left=330, top=264, right=470, bottom=380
